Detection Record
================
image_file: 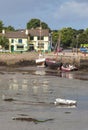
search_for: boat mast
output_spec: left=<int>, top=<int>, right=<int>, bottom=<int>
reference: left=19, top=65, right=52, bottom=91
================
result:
left=57, top=33, right=61, bottom=51
left=39, top=20, right=42, bottom=53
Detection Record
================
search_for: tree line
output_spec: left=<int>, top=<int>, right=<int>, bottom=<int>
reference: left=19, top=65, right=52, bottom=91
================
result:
left=0, top=18, right=88, bottom=50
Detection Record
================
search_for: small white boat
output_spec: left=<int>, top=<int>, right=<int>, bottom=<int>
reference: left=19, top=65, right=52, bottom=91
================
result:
left=35, top=53, right=45, bottom=66
left=35, top=58, right=45, bottom=66
left=54, top=98, right=77, bottom=106
left=36, top=58, right=45, bottom=64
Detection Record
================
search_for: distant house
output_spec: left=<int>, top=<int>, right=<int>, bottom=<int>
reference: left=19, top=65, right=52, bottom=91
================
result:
left=0, top=28, right=51, bottom=52
left=1, top=30, right=28, bottom=52
left=27, top=28, right=51, bottom=52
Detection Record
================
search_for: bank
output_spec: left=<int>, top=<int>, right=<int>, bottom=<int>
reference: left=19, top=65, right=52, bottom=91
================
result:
left=0, top=52, right=88, bottom=69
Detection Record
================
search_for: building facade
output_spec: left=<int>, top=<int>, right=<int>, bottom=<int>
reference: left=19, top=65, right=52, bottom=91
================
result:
left=1, top=28, right=51, bottom=53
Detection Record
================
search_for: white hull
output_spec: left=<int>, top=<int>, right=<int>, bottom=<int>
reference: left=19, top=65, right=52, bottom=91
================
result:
left=35, top=58, right=45, bottom=66
left=36, top=58, right=45, bottom=63
left=54, top=98, right=77, bottom=106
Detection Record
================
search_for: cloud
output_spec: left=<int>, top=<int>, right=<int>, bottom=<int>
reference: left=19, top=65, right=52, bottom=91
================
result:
left=0, top=0, right=88, bottom=29
left=55, top=1, right=88, bottom=19
left=51, top=0, right=88, bottom=29
left=55, top=1, right=88, bottom=20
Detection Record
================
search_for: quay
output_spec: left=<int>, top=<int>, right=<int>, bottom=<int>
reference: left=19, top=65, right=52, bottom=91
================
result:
left=0, top=52, right=88, bottom=68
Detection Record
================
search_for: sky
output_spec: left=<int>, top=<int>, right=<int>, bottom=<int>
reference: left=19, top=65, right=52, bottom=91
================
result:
left=0, top=0, right=88, bottom=30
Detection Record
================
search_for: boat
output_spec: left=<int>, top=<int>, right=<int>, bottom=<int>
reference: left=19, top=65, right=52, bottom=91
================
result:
left=45, top=33, right=63, bottom=69
left=60, top=64, right=78, bottom=72
left=35, top=54, right=45, bottom=66
left=35, top=21, right=46, bottom=66
left=36, top=58, right=45, bottom=66
left=45, top=58, right=62, bottom=69
left=54, top=98, right=77, bottom=106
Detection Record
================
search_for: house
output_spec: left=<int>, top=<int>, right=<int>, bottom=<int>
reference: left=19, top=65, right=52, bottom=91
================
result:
left=0, top=28, right=51, bottom=52
left=27, top=28, right=51, bottom=52
left=1, top=30, right=28, bottom=52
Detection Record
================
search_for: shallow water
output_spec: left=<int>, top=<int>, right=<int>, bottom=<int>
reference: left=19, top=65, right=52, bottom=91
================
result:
left=0, top=66, right=88, bottom=130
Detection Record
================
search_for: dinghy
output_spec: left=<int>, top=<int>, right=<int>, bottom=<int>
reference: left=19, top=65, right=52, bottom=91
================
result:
left=36, top=58, right=45, bottom=66
left=35, top=53, right=45, bottom=66
left=54, top=98, right=77, bottom=106
left=61, top=64, right=78, bottom=72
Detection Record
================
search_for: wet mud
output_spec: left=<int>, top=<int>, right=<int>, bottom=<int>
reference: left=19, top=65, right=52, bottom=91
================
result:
left=0, top=66, right=88, bottom=130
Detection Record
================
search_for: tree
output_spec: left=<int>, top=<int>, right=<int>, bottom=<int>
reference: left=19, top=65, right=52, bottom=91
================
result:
left=60, top=27, right=76, bottom=48
left=78, top=32, right=88, bottom=47
left=5, top=26, right=15, bottom=31
left=26, top=18, right=50, bottom=30
left=52, top=30, right=59, bottom=47
left=0, top=36, right=9, bottom=49
left=0, top=20, right=4, bottom=33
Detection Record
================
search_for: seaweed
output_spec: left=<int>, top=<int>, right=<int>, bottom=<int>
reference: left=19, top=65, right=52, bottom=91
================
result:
left=12, top=117, right=54, bottom=124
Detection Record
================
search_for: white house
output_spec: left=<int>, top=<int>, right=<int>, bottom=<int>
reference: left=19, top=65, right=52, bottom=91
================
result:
left=1, top=28, right=51, bottom=52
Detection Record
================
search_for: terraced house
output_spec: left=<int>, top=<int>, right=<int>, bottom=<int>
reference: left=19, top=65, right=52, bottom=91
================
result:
left=1, top=28, right=51, bottom=53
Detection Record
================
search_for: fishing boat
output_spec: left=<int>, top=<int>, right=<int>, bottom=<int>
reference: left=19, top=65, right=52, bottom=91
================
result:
left=54, top=98, right=77, bottom=106
left=45, top=58, right=62, bottom=69
left=45, top=33, right=62, bottom=69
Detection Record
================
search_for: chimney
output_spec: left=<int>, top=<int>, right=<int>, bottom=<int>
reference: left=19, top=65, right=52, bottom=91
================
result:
left=25, top=29, right=28, bottom=35
left=2, top=29, right=5, bottom=34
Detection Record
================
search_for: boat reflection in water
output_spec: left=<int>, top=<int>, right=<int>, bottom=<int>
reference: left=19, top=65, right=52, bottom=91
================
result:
left=60, top=72, right=74, bottom=79
left=34, top=70, right=46, bottom=75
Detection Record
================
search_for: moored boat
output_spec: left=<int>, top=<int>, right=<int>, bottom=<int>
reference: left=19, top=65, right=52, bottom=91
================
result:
left=54, top=98, right=77, bottom=106
left=35, top=53, right=45, bottom=66
left=60, top=64, right=78, bottom=72
left=35, top=58, right=45, bottom=66
left=45, top=58, right=62, bottom=69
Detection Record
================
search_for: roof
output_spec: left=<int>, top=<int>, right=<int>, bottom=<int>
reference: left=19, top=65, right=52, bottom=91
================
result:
left=28, top=29, right=49, bottom=36
left=0, top=29, right=49, bottom=39
left=4, top=31, right=28, bottom=38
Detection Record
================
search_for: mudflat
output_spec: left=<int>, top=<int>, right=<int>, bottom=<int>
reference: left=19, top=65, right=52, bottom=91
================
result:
left=0, top=66, right=88, bottom=130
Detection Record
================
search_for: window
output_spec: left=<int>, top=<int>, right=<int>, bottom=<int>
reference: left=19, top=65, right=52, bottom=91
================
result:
left=30, top=36, right=34, bottom=40
left=41, top=36, right=44, bottom=40
left=17, top=45, right=24, bottom=49
left=38, top=36, right=44, bottom=40
left=38, top=43, right=44, bottom=48
left=18, top=39, right=22, bottom=43
left=11, top=39, right=14, bottom=43
left=38, top=36, right=40, bottom=40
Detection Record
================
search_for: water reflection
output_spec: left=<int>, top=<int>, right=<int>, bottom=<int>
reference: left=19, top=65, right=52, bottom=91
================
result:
left=61, top=72, right=74, bottom=79
left=16, top=66, right=88, bottom=80
left=8, top=77, right=49, bottom=96
left=9, top=78, right=28, bottom=91
left=34, top=70, right=46, bottom=75
left=32, top=79, right=49, bottom=94
left=9, top=79, right=18, bottom=90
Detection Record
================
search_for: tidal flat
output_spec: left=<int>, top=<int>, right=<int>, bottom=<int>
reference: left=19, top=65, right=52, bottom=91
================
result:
left=0, top=66, right=88, bottom=130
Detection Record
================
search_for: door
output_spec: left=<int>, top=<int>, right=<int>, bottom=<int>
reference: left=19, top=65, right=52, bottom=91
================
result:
left=11, top=45, right=14, bottom=52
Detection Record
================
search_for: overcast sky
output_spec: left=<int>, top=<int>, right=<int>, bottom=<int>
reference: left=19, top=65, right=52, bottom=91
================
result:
left=0, top=0, right=88, bottom=30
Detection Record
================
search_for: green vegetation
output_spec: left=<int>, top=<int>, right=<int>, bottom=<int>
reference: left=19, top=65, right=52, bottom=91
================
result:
left=52, top=28, right=88, bottom=49
left=0, top=18, right=88, bottom=49
left=12, top=117, right=54, bottom=124
left=0, top=36, right=9, bottom=49
left=26, top=18, right=50, bottom=30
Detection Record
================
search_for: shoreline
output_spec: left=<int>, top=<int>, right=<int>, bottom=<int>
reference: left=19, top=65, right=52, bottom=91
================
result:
left=0, top=52, right=88, bottom=69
